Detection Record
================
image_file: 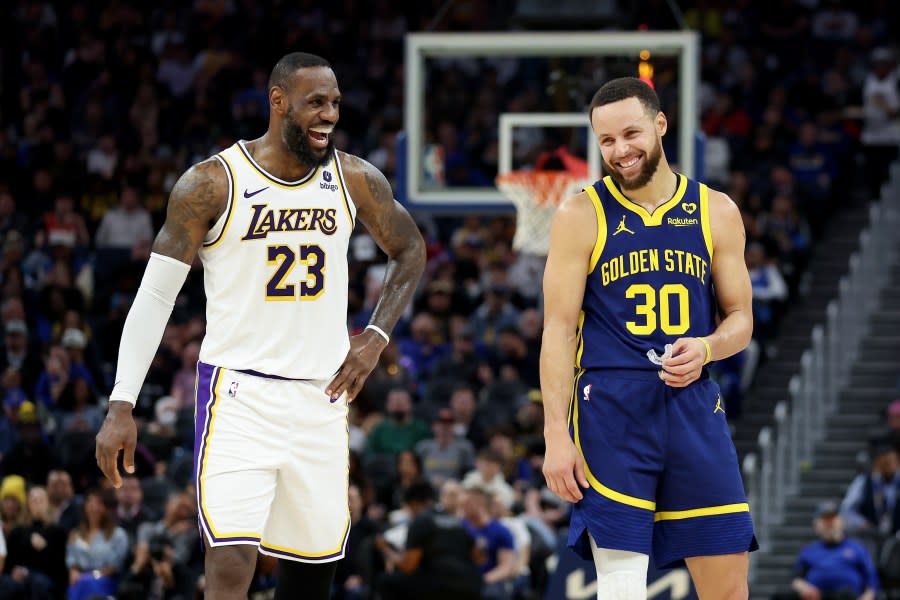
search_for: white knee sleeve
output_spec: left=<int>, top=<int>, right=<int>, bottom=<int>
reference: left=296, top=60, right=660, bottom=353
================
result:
left=589, top=535, right=649, bottom=600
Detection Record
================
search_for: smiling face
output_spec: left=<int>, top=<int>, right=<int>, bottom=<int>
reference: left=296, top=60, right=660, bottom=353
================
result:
left=274, top=66, right=340, bottom=167
left=591, top=97, right=666, bottom=191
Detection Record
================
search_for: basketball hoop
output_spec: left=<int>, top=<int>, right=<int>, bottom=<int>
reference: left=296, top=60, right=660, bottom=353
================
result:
left=496, top=170, right=591, bottom=256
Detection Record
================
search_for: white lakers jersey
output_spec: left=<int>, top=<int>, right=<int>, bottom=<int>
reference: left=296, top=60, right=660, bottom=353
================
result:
left=198, top=141, right=356, bottom=379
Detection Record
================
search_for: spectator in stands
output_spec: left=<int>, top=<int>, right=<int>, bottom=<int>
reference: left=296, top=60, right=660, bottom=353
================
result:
left=489, top=494, right=532, bottom=598
left=377, top=480, right=481, bottom=600
left=746, top=241, right=789, bottom=340
left=841, top=439, right=900, bottom=537
left=774, top=501, right=877, bottom=600
left=93, top=184, right=154, bottom=253
left=119, top=531, right=196, bottom=600
left=0, top=389, right=23, bottom=460
left=135, top=492, right=199, bottom=570
left=416, top=408, right=476, bottom=487
left=169, top=340, right=200, bottom=408
left=439, top=479, right=465, bottom=517
left=5, top=485, right=68, bottom=596
left=57, top=375, right=102, bottom=435
left=65, top=489, right=128, bottom=600
left=758, top=193, right=812, bottom=279
left=860, top=47, right=900, bottom=198
left=0, top=318, right=42, bottom=396
left=0, top=191, right=31, bottom=245
left=334, top=483, right=378, bottom=600
left=462, top=449, right=516, bottom=514
left=449, top=385, right=488, bottom=449
left=398, top=313, right=448, bottom=380
left=0, top=475, right=28, bottom=535
left=115, top=475, right=157, bottom=545
left=378, top=450, right=425, bottom=511
left=366, top=388, right=430, bottom=459
left=430, top=324, right=484, bottom=400
left=461, top=485, right=517, bottom=600
left=46, top=470, right=80, bottom=533
left=1, top=402, right=52, bottom=486
left=469, top=275, right=520, bottom=347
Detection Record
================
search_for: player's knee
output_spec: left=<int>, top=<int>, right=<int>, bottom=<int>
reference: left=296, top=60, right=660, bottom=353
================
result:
left=590, top=542, right=649, bottom=600
left=596, top=571, right=647, bottom=600
left=205, top=544, right=257, bottom=590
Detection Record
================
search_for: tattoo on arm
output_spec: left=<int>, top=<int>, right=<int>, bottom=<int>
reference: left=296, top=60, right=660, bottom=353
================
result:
left=353, top=157, right=426, bottom=335
left=151, top=159, right=227, bottom=264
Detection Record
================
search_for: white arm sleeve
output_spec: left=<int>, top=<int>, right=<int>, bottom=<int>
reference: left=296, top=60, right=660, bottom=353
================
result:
left=108, top=252, right=191, bottom=406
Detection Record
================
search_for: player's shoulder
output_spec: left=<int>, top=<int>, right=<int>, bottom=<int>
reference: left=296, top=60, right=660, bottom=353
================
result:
left=175, top=156, right=229, bottom=194
left=334, top=150, right=391, bottom=204
left=554, top=190, right=598, bottom=229
left=547, top=190, right=598, bottom=253
left=701, top=183, right=742, bottom=225
left=334, top=150, right=379, bottom=182
left=168, top=155, right=229, bottom=216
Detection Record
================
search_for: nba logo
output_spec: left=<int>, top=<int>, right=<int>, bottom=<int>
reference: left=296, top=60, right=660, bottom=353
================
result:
left=583, top=384, right=592, bottom=402
left=323, top=170, right=332, bottom=182
left=228, top=381, right=239, bottom=397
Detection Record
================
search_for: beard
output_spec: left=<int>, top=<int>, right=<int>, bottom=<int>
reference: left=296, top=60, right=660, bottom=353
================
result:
left=603, top=136, right=663, bottom=191
left=282, top=107, right=335, bottom=168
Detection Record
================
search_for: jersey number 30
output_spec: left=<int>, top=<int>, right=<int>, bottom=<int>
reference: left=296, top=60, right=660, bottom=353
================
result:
left=266, top=244, right=325, bottom=300
left=625, top=283, right=689, bottom=335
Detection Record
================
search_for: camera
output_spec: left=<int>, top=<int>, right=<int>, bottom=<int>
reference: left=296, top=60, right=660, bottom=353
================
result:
left=148, top=533, right=171, bottom=562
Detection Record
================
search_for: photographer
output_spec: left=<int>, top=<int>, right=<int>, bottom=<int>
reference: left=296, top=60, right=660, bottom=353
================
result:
left=118, top=533, right=193, bottom=600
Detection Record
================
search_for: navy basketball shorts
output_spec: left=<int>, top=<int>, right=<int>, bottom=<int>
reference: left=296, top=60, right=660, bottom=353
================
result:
left=567, top=369, right=758, bottom=568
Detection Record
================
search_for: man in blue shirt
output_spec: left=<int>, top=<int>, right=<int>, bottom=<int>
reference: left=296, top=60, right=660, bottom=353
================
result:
left=781, top=501, right=878, bottom=600
left=461, top=485, right=517, bottom=600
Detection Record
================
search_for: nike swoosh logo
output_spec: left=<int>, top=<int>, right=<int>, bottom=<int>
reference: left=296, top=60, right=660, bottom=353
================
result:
left=244, top=186, right=269, bottom=198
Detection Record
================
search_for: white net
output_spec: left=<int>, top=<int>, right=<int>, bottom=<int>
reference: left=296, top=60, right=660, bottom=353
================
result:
left=497, top=171, right=591, bottom=256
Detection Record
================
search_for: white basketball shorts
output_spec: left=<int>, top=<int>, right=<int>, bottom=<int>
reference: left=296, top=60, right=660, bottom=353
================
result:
left=193, top=361, right=350, bottom=562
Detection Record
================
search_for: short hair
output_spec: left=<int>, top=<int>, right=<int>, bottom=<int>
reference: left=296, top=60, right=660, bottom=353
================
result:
left=403, top=480, right=436, bottom=505
left=589, top=77, right=661, bottom=118
left=268, top=52, right=332, bottom=92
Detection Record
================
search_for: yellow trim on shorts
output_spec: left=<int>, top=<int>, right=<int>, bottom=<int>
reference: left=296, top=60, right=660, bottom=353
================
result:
left=572, top=370, right=656, bottom=512
left=584, top=185, right=607, bottom=274
left=602, top=174, right=687, bottom=226
left=260, top=516, right=351, bottom=559
left=199, top=367, right=263, bottom=541
left=699, top=183, right=714, bottom=261
left=654, top=502, right=750, bottom=522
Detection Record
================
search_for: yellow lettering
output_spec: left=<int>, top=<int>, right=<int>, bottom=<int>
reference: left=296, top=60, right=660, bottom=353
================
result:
left=700, top=258, right=707, bottom=284
left=648, top=249, right=659, bottom=271
left=685, top=253, right=695, bottom=277
left=674, top=249, right=685, bottom=272
left=601, top=261, right=610, bottom=286
left=629, top=251, right=640, bottom=275
left=609, top=256, right=621, bottom=282
left=664, top=249, right=675, bottom=272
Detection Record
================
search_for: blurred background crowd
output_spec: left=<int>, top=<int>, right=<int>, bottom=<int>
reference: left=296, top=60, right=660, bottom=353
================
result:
left=0, top=0, right=898, bottom=599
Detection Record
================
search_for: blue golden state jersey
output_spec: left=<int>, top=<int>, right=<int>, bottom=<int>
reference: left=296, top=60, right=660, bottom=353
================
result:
left=577, top=174, right=716, bottom=371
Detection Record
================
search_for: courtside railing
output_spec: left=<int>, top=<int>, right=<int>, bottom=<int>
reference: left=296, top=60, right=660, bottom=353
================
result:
left=744, top=161, right=900, bottom=581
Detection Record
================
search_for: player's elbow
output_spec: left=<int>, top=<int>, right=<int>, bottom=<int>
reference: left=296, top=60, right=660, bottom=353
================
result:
left=401, top=232, right=427, bottom=273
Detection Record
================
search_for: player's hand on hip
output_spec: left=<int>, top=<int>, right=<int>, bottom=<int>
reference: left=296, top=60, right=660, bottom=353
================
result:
left=543, top=429, right=589, bottom=503
left=327, top=329, right=389, bottom=403
left=95, top=400, right=137, bottom=488
left=660, top=337, right=707, bottom=387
